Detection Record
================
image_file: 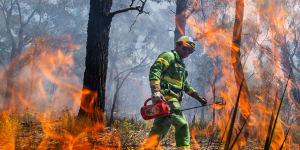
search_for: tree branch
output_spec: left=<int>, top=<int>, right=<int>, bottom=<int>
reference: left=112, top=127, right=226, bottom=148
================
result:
left=24, top=0, right=41, bottom=26
left=0, top=0, right=5, bottom=10
left=9, top=0, right=14, bottom=14
left=3, top=0, right=16, bottom=51
left=114, top=56, right=148, bottom=95
left=24, top=9, right=36, bottom=26
left=110, top=0, right=148, bottom=17
left=0, top=0, right=4, bottom=7
left=129, top=13, right=141, bottom=31
left=129, top=0, right=135, bottom=7
left=0, top=3, right=7, bottom=19
left=186, top=0, right=199, bottom=19
left=290, top=47, right=300, bottom=73
left=168, top=6, right=175, bottom=14
left=110, top=6, right=139, bottom=16
left=16, top=0, right=22, bottom=25
left=24, top=35, right=33, bottom=44
left=118, top=71, right=131, bottom=89
left=118, top=56, right=148, bottom=76
left=288, top=29, right=300, bottom=73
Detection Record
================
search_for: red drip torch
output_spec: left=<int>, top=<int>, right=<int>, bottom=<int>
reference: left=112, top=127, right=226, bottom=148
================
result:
left=140, top=98, right=170, bottom=120
left=141, top=98, right=225, bottom=120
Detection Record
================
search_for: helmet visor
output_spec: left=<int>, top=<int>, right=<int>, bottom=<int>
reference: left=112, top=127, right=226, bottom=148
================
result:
left=187, top=41, right=195, bottom=49
left=182, top=41, right=195, bottom=54
left=183, top=45, right=195, bottom=54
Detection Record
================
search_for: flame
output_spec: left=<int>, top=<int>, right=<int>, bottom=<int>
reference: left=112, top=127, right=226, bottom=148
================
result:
left=186, top=0, right=299, bottom=149
left=0, top=112, right=17, bottom=149
left=138, top=135, right=161, bottom=150
left=0, top=0, right=299, bottom=149
left=191, top=128, right=201, bottom=149
left=0, top=35, right=124, bottom=149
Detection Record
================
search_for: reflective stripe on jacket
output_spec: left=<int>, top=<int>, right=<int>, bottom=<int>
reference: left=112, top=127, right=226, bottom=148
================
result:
left=149, top=50, right=196, bottom=101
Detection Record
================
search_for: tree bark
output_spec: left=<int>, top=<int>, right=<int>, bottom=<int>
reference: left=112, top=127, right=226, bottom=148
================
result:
left=174, top=0, right=188, bottom=43
left=77, top=0, right=113, bottom=122
left=231, top=0, right=251, bottom=118
left=77, top=0, right=147, bottom=123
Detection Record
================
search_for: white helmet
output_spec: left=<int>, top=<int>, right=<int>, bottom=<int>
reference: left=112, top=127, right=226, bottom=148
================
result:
left=176, top=36, right=195, bottom=49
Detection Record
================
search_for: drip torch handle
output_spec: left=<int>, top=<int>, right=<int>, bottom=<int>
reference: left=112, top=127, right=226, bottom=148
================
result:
left=144, top=98, right=152, bottom=106
left=144, top=97, right=168, bottom=106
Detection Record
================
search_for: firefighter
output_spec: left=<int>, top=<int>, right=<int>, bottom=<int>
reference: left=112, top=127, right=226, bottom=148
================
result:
left=148, top=36, right=207, bottom=150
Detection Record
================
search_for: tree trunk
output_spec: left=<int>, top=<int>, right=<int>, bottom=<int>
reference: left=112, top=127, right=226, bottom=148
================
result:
left=281, top=45, right=300, bottom=103
left=109, top=71, right=131, bottom=125
left=2, top=0, right=29, bottom=110
left=212, top=80, right=216, bottom=125
left=174, top=0, right=188, bottom=43
left=109, top=76, right=120, bottom=125
left=3, top=75, right=14, bottom=110
left=4, top=46, right=23, bottom=110
left=77, top=0, right=113, bottom=122
left=3, top=14, right=21, bottom=110
left=231, top=0, right=250, bottom=118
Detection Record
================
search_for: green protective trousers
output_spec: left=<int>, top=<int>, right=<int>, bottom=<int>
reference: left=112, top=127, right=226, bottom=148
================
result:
left=149, top=99, right=190, bottom=148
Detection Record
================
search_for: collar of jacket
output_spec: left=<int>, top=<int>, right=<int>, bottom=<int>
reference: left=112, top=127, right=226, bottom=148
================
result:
left=172, top=50, right=185, bottom=68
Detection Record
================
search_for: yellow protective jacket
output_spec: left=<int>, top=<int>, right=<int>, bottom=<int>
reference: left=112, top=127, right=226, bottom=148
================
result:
left=149, top=50, right=198, bottom=101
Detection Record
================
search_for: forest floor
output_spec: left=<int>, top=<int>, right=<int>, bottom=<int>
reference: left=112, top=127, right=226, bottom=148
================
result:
left=12, top=121, right=255, bottom=150
left=0, top=112, right=299, bottom=150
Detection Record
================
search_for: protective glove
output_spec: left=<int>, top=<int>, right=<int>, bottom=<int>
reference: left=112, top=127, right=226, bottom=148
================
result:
left=198, top=97, right=207, bottom=106
left=191, top=92, right=207, bottom=106
left=151, top=90, right=165, bottom=103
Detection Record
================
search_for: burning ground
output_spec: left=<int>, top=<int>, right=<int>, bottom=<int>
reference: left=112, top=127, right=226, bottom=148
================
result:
left=0, top=0, right=300, bottom=149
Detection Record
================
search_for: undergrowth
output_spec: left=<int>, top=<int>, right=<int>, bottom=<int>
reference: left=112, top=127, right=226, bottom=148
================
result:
left=0, top=109, right=299, bottom=149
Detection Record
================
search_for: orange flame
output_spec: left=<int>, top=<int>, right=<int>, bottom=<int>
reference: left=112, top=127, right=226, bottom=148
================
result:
left=186, top=0, right=299, bottom=149
left=138, top=134, right=161, bottom=150
left=0, top=35, right=122, bottom=149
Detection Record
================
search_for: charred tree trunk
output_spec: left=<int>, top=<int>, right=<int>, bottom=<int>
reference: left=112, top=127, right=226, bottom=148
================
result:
left=231, top=0, right=251, bottom=118
left=77, top=0, right=147, bottom=123
left=174, top=0, right=188, bottom=43
left=77, top=0, right=113, bottom=122
left=231, top=0, right=251, bottom=140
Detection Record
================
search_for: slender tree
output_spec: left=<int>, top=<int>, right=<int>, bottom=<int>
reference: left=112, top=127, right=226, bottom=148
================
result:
left=0, top=0, right=41, bottom=110
left=231, top=0, right=251, bottom=118
left=77, top=0, right=147, bottom=122
left=281, top=41, right=300, bottom=103
left=174, top=0, right=188, bottom=42
left=108, top=56, right=147, bottom=125
left=152, top=0, right=195, bottom=42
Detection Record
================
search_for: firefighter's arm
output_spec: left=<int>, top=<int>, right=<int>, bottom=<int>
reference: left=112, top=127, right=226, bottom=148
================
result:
left=184, top=80, right=207, bottom=105
left=149, top=52, right=173, bottom=91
